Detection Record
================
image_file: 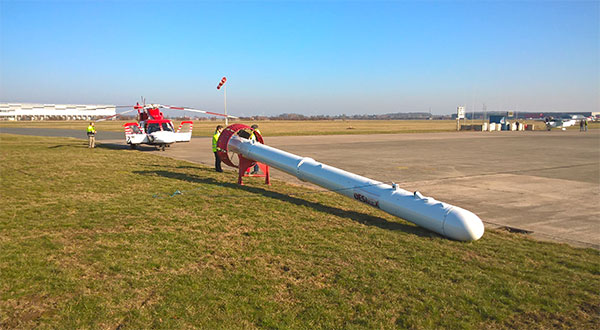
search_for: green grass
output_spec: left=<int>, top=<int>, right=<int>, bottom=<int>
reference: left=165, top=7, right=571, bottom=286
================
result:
left=1, top=134, right=598, bottom=328
left=0, top=119, right=460, bottom=136
left=6, top=119, right=593, bottom=137
left=2, top=119, right=598, bottom=139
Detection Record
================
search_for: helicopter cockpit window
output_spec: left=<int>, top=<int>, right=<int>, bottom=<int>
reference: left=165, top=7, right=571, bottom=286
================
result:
left=130, top=125, right=141, bottom=134
left=147, top=123, right=160, bottom=134
left=161, top=123, right=174, bottom=132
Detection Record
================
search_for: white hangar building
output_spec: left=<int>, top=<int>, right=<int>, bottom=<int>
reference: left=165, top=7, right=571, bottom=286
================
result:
left=0, top=103, right=116, bottom=120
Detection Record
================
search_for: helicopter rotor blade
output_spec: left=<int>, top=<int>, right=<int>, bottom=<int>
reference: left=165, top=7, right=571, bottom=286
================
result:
left=95, top=108, right=136, bottom=122
left=158, top=105, right=238, bottom=118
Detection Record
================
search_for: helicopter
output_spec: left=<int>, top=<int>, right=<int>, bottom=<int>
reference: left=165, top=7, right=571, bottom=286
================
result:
left=99, top=99, right=236, bottom=150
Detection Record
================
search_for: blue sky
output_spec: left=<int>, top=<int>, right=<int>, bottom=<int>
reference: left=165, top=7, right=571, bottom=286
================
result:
left=1, top=0, right=598, bottom=116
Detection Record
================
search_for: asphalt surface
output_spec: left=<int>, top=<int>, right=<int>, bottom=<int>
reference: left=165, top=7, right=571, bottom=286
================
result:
left=3, top=127, right=598, bottom=248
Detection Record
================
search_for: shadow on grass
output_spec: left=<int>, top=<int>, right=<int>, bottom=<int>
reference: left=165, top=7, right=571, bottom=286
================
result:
left=96, top=143, right=158, bottom=151
left=134, top=169, right=432, bottom=238
left=145, top=164, right=206, bottom=170
left=48, top=144, right=87, bottom=149
left=45, top=142, right=132, bottom=150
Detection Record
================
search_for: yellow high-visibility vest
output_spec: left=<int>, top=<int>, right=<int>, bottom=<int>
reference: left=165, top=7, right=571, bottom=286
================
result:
left=212, top=131, right=220, bottom=152
left=87, top=125, right=95, bottom=134
left=250, top=129, right=261, bottom=141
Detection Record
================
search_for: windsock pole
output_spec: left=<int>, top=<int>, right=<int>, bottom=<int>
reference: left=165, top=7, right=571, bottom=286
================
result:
left=217, top=124, right=485, bottom=241
left=217, top=77, right=228, bottom=126
left=224, top=84, right=228, bottom=126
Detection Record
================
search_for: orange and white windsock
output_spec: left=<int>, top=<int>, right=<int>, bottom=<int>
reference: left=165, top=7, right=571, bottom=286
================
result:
left=217, top=77, right=227, bottom=90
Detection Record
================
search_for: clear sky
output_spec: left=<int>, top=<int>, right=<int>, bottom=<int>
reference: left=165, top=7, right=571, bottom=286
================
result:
left=1, top=0, right=598, bottom=116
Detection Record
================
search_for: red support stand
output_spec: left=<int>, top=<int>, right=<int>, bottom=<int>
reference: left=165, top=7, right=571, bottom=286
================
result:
left=244, top=162, right=270, bottom=185
left=237, top=156, right=253, bottom=185
left=237, top=156, right=270, bottom=185
left=216, top=123, right=270, bottom=186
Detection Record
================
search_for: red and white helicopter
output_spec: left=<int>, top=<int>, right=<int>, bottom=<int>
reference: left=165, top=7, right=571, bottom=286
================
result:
left=100, top=100, right=236, bottom=150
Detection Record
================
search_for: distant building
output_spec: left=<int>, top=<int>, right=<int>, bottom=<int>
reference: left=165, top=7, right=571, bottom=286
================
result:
left=0, top=103, right=116, bottom=120
left=489, top=115, right=507, bottom=124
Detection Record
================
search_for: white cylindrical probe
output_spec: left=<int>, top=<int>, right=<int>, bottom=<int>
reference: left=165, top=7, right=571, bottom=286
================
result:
left=228, top=135, right=484, bottom=241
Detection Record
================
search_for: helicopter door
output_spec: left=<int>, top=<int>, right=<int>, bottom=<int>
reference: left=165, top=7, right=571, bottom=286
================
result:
left=175, top=121, right=193, bottom=142
left=123, top=123, right=147, bottom=145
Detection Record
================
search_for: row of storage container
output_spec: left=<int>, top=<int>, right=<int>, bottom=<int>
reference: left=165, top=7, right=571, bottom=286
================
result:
left=486, top=122, right=532, bottom=131
left=460, top=123, right=534, bottom=131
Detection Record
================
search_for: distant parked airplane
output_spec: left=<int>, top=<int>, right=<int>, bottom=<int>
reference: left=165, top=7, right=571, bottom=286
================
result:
left=544, top=116, right=578, bottom=131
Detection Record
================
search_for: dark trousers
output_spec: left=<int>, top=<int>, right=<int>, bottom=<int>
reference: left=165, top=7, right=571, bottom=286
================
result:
left=214, top=152, right=222, bottom=172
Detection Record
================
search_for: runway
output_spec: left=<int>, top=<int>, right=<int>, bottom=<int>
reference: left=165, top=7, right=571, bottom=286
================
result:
left=3, top=126, right=598, bottom=248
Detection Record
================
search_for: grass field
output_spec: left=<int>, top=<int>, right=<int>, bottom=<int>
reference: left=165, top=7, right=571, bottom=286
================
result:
left=1, top=134, right=599, bottom=328
left=3, top=119, right=595, bottom=137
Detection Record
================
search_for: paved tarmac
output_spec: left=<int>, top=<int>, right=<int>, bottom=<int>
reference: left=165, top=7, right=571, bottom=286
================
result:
left=3, top=127, right=598, bottom=248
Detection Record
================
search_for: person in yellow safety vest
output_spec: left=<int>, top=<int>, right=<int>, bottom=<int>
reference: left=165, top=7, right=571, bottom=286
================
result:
left=249, top=124, right=262, bottom=174
left=212, top=125, right=223, bottom=172
left=86, top=122, right=96, bottom=148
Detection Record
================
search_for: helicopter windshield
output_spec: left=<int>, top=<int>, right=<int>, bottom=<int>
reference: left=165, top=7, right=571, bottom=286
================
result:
left=161, top=122, right=174, bottom=132
left=147, top=123, right=160, bottom=134
left=130, top=125, right=141, bottom=134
